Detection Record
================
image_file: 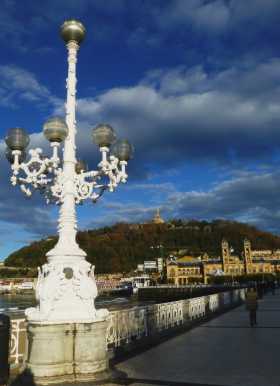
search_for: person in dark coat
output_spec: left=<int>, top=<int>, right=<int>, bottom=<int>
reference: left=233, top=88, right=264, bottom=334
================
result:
left=246, top=287, right=258, bottom=327
left=270, top=280, right=275, bottom=295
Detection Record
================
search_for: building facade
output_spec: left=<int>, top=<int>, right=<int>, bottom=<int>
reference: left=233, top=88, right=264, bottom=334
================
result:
left=167, top=239, right=280, bottom=284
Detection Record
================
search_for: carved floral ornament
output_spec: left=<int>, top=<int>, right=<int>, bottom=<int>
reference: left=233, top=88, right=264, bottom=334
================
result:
left=5, top=123, right=133, bottom=204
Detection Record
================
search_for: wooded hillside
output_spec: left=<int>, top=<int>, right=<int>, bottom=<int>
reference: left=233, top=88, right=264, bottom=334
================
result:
left=5, top=219, right=280, bottom=273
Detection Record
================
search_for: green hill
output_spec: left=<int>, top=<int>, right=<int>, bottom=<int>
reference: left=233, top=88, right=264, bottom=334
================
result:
left=4, top=219, right=280, bottom=273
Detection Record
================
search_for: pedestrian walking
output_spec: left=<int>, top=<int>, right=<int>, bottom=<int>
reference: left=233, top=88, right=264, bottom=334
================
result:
left=270, top=280, right=275, bottom=295
left=256, top=282, right=263, bottom=299
left=246, top=287, right=258, bottom=327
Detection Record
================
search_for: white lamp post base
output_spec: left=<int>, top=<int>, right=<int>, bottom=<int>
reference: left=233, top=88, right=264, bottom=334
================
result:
left=26, top=319, right=113, bottom=384
left=25, top=259, right=109, bottom=323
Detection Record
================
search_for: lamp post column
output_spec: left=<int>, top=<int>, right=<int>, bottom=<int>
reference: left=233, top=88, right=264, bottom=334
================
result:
left=26, top=22, right=103, bottom=324
left=47, top=40, right=86, bottom=261
left=6, top=19, right=132, bottom=382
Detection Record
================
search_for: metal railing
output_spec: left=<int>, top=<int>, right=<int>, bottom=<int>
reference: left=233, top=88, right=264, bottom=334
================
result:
left=9, top=318, right=26, bottom=366
left=9, top=288, right=246, bottom=366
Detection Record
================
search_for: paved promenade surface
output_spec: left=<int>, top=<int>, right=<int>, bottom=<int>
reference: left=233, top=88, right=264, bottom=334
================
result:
left=108, top=292, right=280, bottom=386
left=11, top=292, right=280, bottom=386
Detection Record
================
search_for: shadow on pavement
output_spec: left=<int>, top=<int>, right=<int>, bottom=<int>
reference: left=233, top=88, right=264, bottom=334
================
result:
left=200, top=325, right=280, bottom=329
left=9, top=369, right=36, bottom=386
left=8, top=369, right=232, bottom=386
left=107, top=377, right=232, bottom=386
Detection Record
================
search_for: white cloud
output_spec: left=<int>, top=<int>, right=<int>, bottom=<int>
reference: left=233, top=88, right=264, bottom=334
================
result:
left=154, top=0, right=230, bottom=33
left=88, top=169, right=280, bottom=234
left=165, top=170, right=280, bottom=233
left=0, top=65, right=61, bottom=109
left=152, top=0, right=280, bottom=35
left=2, top=54, right=280, bottom=239
left=71, top=59, right=280, bottom=171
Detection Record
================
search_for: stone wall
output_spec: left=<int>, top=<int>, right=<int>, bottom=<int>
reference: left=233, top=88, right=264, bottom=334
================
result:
left=9, top=288, right=246, bottom=371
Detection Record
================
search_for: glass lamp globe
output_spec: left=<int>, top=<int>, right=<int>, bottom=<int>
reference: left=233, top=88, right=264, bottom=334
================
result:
left=92, top=124, right=116, bottom=147
left=75, top=160, right=87, bottom=174
left=112, top=139, right=134, bottom=161
left=5, top=128, right=30, bottom=151
left=5, top=148, right=26, bottom=164
left=61, top=20, right=86, bottom=45
left=43, top=117, right=68, bottom=143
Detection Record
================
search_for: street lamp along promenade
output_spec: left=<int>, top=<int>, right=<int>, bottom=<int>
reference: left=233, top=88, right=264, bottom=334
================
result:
left=5, top=19, right=133, bottom=324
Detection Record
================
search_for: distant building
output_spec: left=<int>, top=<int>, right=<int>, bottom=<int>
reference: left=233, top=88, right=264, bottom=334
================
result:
left=157, top=258, right=164, bottom=272
left=167, top=238, right=280, bottom=284
left=144, top=260, right=157, bottom=271
left=136, top=259, right=164, bottom=274
left=128, top=209, right=166, bottom=231
left=152, top=209, right=165, bottom=224
left=137, top=264, right=144, bottom=272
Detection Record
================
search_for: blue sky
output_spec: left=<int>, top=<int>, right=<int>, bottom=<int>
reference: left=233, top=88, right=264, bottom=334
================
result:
left=1, top=0, right=280, bottom=259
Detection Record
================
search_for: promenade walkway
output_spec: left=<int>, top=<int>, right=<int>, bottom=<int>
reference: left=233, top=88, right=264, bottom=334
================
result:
left=109, top=291, right=280, bottom=386
left=11, top=292, right=280, bottom=386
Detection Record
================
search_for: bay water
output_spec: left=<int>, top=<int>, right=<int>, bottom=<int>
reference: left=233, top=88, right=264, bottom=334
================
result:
left=0, top=293, right=141, bottom=316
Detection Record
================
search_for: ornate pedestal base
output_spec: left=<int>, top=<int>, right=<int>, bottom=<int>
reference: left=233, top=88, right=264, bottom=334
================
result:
left=26, top=319, right=111, bottom=384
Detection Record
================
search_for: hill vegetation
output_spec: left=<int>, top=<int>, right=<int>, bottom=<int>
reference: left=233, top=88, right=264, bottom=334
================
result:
left=4, top=219, right=280, bottom=274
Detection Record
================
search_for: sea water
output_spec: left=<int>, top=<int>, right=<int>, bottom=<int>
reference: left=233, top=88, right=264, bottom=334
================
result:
left=0, top=293, right=140, bottom=316
left=0, top=293, right=35, bottom=313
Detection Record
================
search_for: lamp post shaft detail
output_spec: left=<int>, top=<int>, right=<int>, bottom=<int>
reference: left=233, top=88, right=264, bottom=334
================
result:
left=65, top=41, right=78, bottom=163
left=47, top=41, right=84, bottom=260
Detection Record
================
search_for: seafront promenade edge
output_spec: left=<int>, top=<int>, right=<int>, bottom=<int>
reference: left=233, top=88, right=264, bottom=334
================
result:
left=7, top=288, right=246, bottom=383
left=111, top=291, right=280, bottom=386
left=32, top=290, right=277, bottom=386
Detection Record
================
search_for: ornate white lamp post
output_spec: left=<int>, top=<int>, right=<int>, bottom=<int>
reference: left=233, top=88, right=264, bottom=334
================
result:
left=5, top=19, right=133, bottom=382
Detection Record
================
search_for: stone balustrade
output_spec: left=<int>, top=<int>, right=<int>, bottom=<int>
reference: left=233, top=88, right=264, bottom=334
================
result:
left=8, top=288, right=246, bottom=370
